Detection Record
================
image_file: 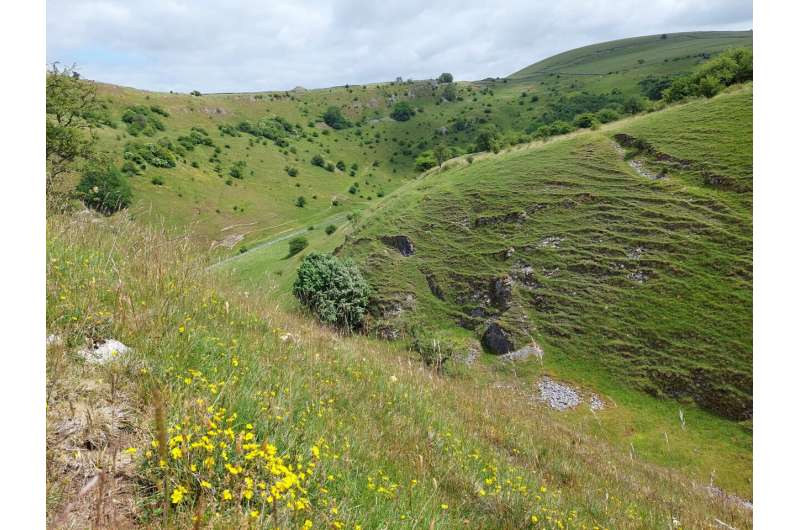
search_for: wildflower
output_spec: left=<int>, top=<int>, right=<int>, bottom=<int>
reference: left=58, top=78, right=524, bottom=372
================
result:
left=171, top=485, right=188, bottom=504
left=302, top=521, right=313, bottom=530
left=390, top=375, right=398, bottom=383
left=124, top=447, right=137, bottom=455
left=250, top=510, right=260, bottom=518
left=170, top=447, right=183, bottom=459
left=200, top=480, right=212, bottom=489
left=441, top=504, right=449, bottom=510
left=178, top=325, right=185, bottom=334
left=222, top=489, right=233, bottom=501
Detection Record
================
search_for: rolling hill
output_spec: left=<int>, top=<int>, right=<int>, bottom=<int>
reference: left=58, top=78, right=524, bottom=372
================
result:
left=46, top=30, right=754, bottom=529
left=336, top=86, right=752, bottom=421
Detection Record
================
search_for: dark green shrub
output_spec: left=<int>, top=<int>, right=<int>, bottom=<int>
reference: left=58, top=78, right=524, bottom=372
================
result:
left=151, top=176, right=165, bottom=185
left=414, top=151, right=437, bottom=171
left=288, top=236, right=308, bottom=256
left=322, top=106, right=350, bottom=129
left=295, top=196, right=307, bottom=207
left=76, top=160, right=132, bottom=214
left=121, top=105, right=166, bottom=136
left=474, top=125, right=499, bottom=152
left=311, top=154, right=325, bottom=167
left=325, top=224, right=336, bottom=235
left=573, top=112, right=598, bottom=129
left=437, top=72, right=454, bottom=83
left=390, top=101, right=415, bottom=121
left=286, top=166, right=298, bottom=177
left=336, top=160, right=346, bottom=171
left=292, top=253, right=371, bottom=330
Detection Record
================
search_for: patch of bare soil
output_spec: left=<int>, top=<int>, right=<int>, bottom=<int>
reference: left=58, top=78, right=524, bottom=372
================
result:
left=47, top=337, right=147, bottom=529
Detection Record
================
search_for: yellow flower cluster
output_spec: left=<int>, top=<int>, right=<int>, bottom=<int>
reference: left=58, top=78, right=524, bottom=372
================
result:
left=142, top=367, right=327, bottom=524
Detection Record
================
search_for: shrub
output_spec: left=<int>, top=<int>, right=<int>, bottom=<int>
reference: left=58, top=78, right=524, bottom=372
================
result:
left=121, top=105, right=166, bottom=136
left=229, top=161, right=246, bottom=179
left=390, top=101, right=415, bottom=122
left=597, top=108, right=621, bottom=123
left=286, top=166, right=298, bottom=177
left=573, top=112, right=598, bottom=129
left=311, top=154, right=325, bottom=167
left=322, top=106, right=350, bottom=129
left=295, top=196, right=307, bottom=208
left=292, top=253, right=371, bottom=330
left=475, top=125, right=500, bottom=152
left=410, top=329, right=455, bottom=373
left=437, top=72, right=454, bottom=83
left=123, top=141, right=176, bottom=168
left=336, top=160, right=346, bottom=171
left=325, top=162, right=335, bottom=172
left=414, top=151, right=437, bottom=171
left=287, top=236, right=308, bottom=256
left=151, top=176, right=165, bottom=186
left=325, top=224, right=337, bottom=235
left=76, top=160, right=132, bottom=214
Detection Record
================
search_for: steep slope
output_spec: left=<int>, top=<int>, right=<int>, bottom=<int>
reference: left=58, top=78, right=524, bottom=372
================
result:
left=337, top=86, right=752, bottom=421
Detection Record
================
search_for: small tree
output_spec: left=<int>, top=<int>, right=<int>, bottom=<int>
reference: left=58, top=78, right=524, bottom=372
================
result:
left=437, top=72, right=454, bottom=83
left=287, top=236, right=309, bottom=256
left=390, top=101, right=415, bottom=122
left=325, top=224, right=337, bottom=235
left=295, top=196, right=307, bottom=208
left=46, top=63, right=102, bottom=199
left=76, top=159, right=132, bottom=214
left=475, top=125, right=499, bottom=152
left=322, top=106, right=350, bottom=129
left=441, top=83, right=457, bottom=102
left=311, top=154, right=325, bottom=167
left=433, top=143, right=450, bottom=167
left=293, top=253, right=371, bottom=330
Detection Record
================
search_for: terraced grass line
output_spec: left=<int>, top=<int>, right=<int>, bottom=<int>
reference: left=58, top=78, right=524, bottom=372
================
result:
left=338, top=87, right=752, bottom=430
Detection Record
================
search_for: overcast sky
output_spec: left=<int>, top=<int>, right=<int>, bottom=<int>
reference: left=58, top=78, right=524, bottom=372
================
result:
left=46, top=0, right=752, bottom=93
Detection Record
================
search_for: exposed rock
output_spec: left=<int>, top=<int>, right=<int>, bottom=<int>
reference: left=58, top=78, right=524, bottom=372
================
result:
left=381, top=235, right=415, bottom=256
left=627, top=270, right=648, bottom=283
left=538, top=236, right=564, bottom=248
left=46, top=334, right=63, bottom=347
left=481, top=322, right=515, bottom=354
left=474, top=211, right=527, bottom=228
left=500, top=342, right=544, bottom=362
left=376, top=325, right=400, bottom=341
left=490, top=276, right=514, bottom=310
left=504, top=247, right=516, bottom=259
left=589, top=394, right=605, bottom=411
left=538, top=377, right=581, bottom=410
left=627, top=246, right=646, bottom=260
left=425, top=273, right=445, bottom=300
left=510, top=265, right=541, bottom=288
left=79, top=339, right=129, bottom=364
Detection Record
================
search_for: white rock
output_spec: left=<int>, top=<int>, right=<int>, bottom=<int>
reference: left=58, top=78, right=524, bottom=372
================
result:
left=79, top=339, right=129, bottom=364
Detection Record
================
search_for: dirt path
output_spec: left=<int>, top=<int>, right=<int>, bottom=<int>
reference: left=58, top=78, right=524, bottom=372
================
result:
left=208, top=211, right=350, bottom=270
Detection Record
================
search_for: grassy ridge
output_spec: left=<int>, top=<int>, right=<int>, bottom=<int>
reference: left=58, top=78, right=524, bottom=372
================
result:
left=338, top=86, right=752, bottom=421
left=80, top=31, right=750, bottom=256
left=46, top=212, right=752, bottom=528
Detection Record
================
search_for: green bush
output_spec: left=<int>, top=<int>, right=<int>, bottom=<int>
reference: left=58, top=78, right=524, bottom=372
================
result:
left=322, top=106, right=350, bottom=129
left=151, top=176, right=165, bottom=186
left=76, top=160, right=132, bottom=214
left=325, top=224, right=337, bottom=235
left=295, top=196, right=307, bottom=208
left=662, top=48, right=752, bottom=102
left=573, top=112, right=598, bottom=129
left=287, top=236, right=308, bottom=256
left=475, top=125, right=500, bottom=152
left=121, top=105, right=166, bottom=136
left=410, top=329, right=455, bottom=373
left=390, top=101, right=415, bottom=122
left=414, top=151, right=437, bottom=171
left=311, top=154, right=325, bottom=167
left=293, top=253, right=371, bottom=330
left=437, top=72, right=454, bottom=83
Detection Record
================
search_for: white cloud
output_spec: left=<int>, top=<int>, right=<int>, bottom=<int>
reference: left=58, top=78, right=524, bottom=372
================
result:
left=46, top=0, right=752, bottom=92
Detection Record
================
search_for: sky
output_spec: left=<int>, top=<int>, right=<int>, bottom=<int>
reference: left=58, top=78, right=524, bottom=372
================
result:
left=46, top=0, right=752, bottom=93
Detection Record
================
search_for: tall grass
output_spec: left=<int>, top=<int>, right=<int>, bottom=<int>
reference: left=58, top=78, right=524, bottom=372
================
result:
left=46, top=211, right=752, bottom=529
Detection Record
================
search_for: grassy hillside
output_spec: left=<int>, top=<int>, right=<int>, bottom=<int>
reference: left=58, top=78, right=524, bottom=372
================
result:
left=337, top=86, right=752, bottom=423
left=72, top=31, right=750, bottom=258
left=46, top=212, right=752, bottom=529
